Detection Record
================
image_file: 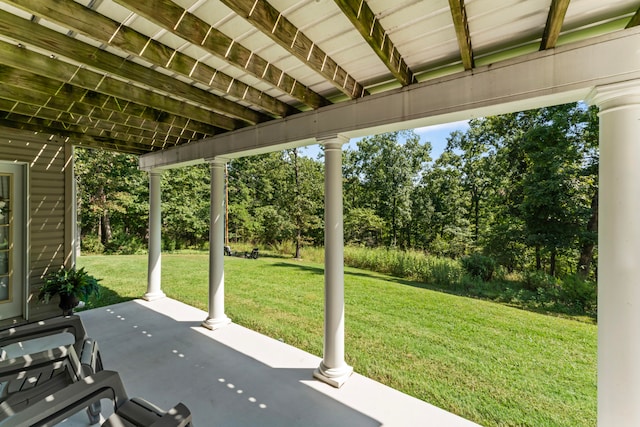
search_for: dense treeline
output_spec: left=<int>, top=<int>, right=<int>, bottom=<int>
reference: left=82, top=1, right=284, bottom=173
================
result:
left=76, top=103, right=598, bottom=314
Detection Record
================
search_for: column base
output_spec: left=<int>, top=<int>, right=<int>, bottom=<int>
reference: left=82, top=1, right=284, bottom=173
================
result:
left=143, top=290, right=166, bottom=301
left=201, top=315, right=231, bottom=330
left=313, top=361, right=353, bottom=388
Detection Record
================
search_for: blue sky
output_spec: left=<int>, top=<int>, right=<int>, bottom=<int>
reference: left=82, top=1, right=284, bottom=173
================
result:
left=299, top=120, right=470, bottom=161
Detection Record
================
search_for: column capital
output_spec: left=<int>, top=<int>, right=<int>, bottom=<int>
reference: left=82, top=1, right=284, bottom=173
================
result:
left=317, top=134, right=349, bottom=149
left=205, top=157, right=229, bottom=166
left=586, top=79, right=640, bottom=113
left=149, top=169, right=164, bottom=177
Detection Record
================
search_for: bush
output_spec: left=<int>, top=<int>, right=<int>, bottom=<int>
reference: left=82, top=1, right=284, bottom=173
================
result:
left=521, top=269, right=557, bottom=291
left=427, top=257, right=463, bottom=288
left=81, top=234, right=104, bottom=254
left=104, top=234, right=146, bottom=255
left=461, top=253, right=496, bottom=282
left=560, top=274, right=597, bottom=313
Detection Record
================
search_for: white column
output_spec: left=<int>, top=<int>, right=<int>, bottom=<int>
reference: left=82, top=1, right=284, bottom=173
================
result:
left=144, top=169, right=165, bottom=301
left=589, top=80, right=640, bottom=427
left=202, top=159, right=231, bottom=330
left=314, top=136, right=353, bottom=387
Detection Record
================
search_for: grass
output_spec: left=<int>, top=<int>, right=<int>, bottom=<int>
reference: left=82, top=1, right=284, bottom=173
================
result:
left=78, top=253, right=597, bottom=427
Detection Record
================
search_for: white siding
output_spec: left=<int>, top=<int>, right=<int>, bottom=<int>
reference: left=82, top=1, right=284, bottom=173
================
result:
left=0, top=128, right=73, bottom=321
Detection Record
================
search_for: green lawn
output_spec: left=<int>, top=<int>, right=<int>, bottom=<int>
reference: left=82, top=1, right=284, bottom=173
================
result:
left=79, top=253, right=596, bottom=427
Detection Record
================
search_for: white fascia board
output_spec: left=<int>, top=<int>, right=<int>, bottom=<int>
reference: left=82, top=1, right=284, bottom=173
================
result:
left=140, top=26, right=640, bottom=170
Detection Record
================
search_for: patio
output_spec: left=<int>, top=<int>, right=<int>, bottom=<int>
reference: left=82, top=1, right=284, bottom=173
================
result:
left=57, top=297, right=481, bottom=427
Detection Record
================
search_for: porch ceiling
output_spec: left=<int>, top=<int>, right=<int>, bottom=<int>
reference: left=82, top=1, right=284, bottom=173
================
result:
left=0, top=0, right=637, bottom=155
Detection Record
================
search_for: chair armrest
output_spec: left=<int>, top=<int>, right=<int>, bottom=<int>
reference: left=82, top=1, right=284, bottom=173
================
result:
left=79, top=338, right=103, bottom=377
left=0, top=345, right=81, bottom=383
left=0, top=370, right=129, bottom=427
left=152, top=403, right=193, bottom=427
left=0, top=316, right=88, bottom=349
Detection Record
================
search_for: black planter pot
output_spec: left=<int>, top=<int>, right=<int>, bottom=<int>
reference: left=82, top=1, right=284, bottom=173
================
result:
left=59, top=293, right=79, bottom=316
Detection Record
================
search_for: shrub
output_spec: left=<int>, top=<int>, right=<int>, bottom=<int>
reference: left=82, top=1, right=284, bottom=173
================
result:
left=104, top=234, right=146, bottom=255
left=81, top=234, right=104, bottom=254
left=424, top=256, right=463, bottom=289
left=560, top=274, right=597, bottom=313
left=461, top=253, right=496, bottom=282
left=521, top=269, right=557, bottom=291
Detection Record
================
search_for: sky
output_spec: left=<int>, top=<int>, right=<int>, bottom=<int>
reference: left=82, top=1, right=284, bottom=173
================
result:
left=299, top=120, right=470, bottom=161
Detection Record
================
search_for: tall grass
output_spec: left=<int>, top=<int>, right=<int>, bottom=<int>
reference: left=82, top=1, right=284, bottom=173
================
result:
left=343, top=246, right=463, bottom=287
left=267, top=244, right=596, bottom=319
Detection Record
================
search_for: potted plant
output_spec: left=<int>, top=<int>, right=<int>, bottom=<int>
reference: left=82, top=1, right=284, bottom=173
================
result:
left=38, top=266, right=101, bottom=315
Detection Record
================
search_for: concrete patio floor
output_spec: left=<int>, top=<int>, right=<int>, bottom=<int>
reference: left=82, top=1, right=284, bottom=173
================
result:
left=60, top=297, right=481, bottom=426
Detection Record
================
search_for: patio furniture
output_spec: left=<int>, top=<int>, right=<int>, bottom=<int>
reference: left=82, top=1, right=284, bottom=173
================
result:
left=245, top=248, right=259, bottom=259
left=0, top=314, right=103, bottom=378
left=0, top=370, right=193, bottom=427
left=0, top=315, right=103, bottom=423
left=0, top=344, right=101, bottom=423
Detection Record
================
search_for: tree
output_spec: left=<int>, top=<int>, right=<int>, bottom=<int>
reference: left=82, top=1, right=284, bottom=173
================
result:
left=443, top=126, right=496, bottom=242
left=475, top=104, right=598, bottom=275
left=344, top=131, right=430, bottom=247
left=161, top=165, right=211, bottom=249
left=75, top=148, right=147, bottom=251
left=282, top=149, right=324, bottom=257
left=413, top=156, right=471, bottom=257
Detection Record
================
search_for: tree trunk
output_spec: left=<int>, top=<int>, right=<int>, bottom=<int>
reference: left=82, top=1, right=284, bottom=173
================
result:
left=577, top=188, right=598, bottom=278
left=535, top=246, right=542, bottom=271
left=102, top=209, right=112, bottom=245
left=549, top=249, right=557, bottom=277
left=473, top=194, right=480, bottom=242
left=292, top=148, right=302, bottom=259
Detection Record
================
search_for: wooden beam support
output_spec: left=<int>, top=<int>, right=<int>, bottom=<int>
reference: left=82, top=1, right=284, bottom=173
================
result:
left=3, top=0, right=297, bottom=119
left=0, top=114, right=152, bottom=154
left=222, top=0, right=367, bottom=98
left=0, top=64, right=208, bottom=141
left=333, top=0, right=414, bottom=86
left=448, top=0, right=475, bottom=70
left=540, top=0, right=571, bottom=50
left=112, top=0, right=330, bottom=109
left=0, top=9, right=260, bottom=127
left=626, top=6, right=640, bottom=28
left=0, top=38, right=235, bottom=133
left=0, top=101, right=188, bottom=150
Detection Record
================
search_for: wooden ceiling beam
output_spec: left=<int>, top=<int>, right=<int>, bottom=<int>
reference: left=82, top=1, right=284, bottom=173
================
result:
left=112, top=0, right=330, bottom=109
left=448, top=0, right=475, bottom=70
left=0, top=38, right=234, bottom=133
left=223, top=0, right=367, bottom=98
left=0, top=92, right=191, bottom=149
left=333, top=0, right=414, bottom=86
left=0, top=64, right=208, bottom=140
left=3, top=0, right=296, bottom=119
left=626, top=6, right=640, bottom=28
left=0, top=114, right=154, bottom=154
left=540, top=0, right=570, bottom=50
left=0, top=9, right=259, bottom=127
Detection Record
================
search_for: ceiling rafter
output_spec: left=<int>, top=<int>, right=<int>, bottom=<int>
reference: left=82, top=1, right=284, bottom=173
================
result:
left=448, top=0, right=474, bottom=70
left=222, top=0, right=367, bottom=98
left=0, top=8, right=264, bottom=127
left=112, top=0, right=331, bottom=109
left=0, top=90, right=193, bottom=149
left=2, top=0, right=297, bottom=119
left=333, top=0, right=414, bottom=86
left=540, top=0, right=570, bottom=50
left=0, top=64, right=208, bottom=140
left=0, top=113, right=159, bottom=154
left=626, top=6, right=640, bottom=28
left=0, top=38, right=234, bottom=133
